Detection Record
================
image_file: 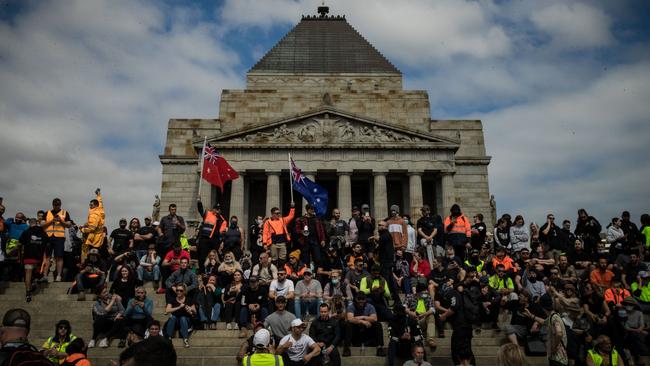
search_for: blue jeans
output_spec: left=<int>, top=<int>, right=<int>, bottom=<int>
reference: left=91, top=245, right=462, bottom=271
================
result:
left=198, top=303, right=222, bottom=323
left=166, top=314, right=190, bottom=339
left=294, top=298, right=320, bottom=319
left=137, top=265, right=161, bottom=282
left=239, top=306, right=268, bottom=328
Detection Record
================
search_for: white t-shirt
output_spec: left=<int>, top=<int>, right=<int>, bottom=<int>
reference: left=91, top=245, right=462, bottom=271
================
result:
left=270, top=279, right=294, bottom=297
left=279, top=333, right=316, bottom=361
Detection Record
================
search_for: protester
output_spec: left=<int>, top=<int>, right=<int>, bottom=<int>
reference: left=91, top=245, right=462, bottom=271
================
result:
left=19, top=218, right=48, bottom=302
left=343, top=292, right=385, bottom=357
left=277, top=319, right=321, bottom=366
left=41, top=320, right=76, bottom=364
left=263, top=296, right=295, bottom=345
left=294, top=269, right=322, bottom=320
left=195, top=274, right=222, bottom=330
left=117, top=336, right=177, bottom=366
left=196, top=199, right=226, bottom=273
left=110, top=266, right=139, bottom=309
left=239, top=275, right=270, bottom=338
left=308, top=303, right=341, bottom=366
left=137, top=244, right=161, bottom=286
left=124, top=287, right=154, bottom=338
left=222, top=271, right=243, bottom=330
left=90, top=286, right=126, bottom=348
left=62, top=338, right=90, bottom=366
left=164, top=283, right=196, bottom=348
left=76, top=248, right=107, bottom=300
left=262, top=204, right=295, bottom=266
left=79, top=190, right=105, bottom=264
left=157, top=204, right=186, bottom=259
left=221, top=215, right=244, bottom=260
left=241, top=328, right=283, bottom=366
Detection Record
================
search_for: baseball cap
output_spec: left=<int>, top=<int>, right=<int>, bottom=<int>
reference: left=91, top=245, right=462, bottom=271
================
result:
left=275, top=295, right=287, bottom=303
left=253, top=329, right=271, bottom=348
left=290, top=319, right=305, bottom=328
left=2, top=308, right=31, bottom=329
left=248, top=275, right=259, bottom=282
left=304, top=269, right=312, bottom=275
left=88, top=248, right=100, bottom=256
left=361, top=204, right=370, bottom=210
left=390, top=204, right=399, bottom=212
left=640, top=271, right=649, bottom=279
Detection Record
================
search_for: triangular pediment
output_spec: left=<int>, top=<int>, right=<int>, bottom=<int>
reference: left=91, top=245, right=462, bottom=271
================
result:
left=204, top=108, right=459, bottom=150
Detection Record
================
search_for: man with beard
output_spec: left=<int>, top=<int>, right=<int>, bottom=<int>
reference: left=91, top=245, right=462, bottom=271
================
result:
left=360, top=264, right=393, bottom=321
left=620, top=211, right=640, bottom=248
left=558, top=220, right=577, bottom=254
left=567, top=239, right=592, bottom=278
left=540, top=213, right=564, bottom=262
left=575, top=209, right=601, bottom=254
left=157, top=204, right=186, bottom=258
left=374, top=220, right=400, bottom=304
left=308, top=303, right=341, bottom=366
left=295, top=204, right=326, bottom=267
left=342, top=292, right=386, bottom=357
left=249, top=215, right=264, bottom=265
left=196, top=198, right=226, bottom=273
left=622, top=250, right=647, bottom=290
left=417, top=205, right=440, bottom=266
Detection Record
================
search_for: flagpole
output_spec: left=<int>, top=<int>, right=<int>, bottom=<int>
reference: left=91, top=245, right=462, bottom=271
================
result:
left=198, top=136, right=207, bottom=199
left=288, top=152, right=294, bottom=205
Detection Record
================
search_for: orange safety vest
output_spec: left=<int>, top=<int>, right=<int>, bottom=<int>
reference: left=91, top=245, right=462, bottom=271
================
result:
left=284, top=263, right=307, bottom=277
left=45, top=210, right=67, bottom=238
left=203, top=211, right=226, bottom=239
left=444, top=214, right=471, bottom=237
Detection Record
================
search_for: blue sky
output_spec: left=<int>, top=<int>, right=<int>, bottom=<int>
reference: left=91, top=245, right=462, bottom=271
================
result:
left=0, top=0, right=649, bottom=228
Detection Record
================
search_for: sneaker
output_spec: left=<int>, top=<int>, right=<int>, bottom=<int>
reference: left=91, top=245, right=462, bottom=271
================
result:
left=183, top=339, right=190, bottom=348
left=342, top=346, right=351, bottom=357
left=77, top=292, right=86, bottom=301
left=239, top=329, right=248, bottom=338
left=156, top=288, right=166, bottom=294
left=54, top=276, right=62, bottom=282
left=233, top=322, right=239, bottom=330
left=376, top=347, right=386, bottom=357
left=226, top=323, right=232, bottom=330
left=118, top=339, right=126, bottom=348
left=98, top=338, right=109, bottom=348
left=25, top=292, right=32, bottom=303
left=88, top=340, right=95, bottom=348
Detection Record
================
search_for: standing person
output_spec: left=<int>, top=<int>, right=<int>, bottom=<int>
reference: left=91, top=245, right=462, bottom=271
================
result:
left=295, top=204, right=326, bottom=267
left=308, top=303, right=341, bottom=366
left=196, top=198, right=226, bottom=273
left=0, top=308, right=53, bottom=366
left=444, top=204, right=471, bottom=259
left=42, top=197, right=72, bottom=282
left=248, top=215, right=264, bottom=265
left=327, top=208, right=349, bottom=253
left=41, top=320, right=76, bottom=364
left=241, top=329, right=284, bottom=366
left=575, top=209, right=602, bottom=254
left=108, top=219, right=134, bottom=279
left=80, top=189, right=105, bottom=262
left=417, top=205, right=439, bottom=267
left=494, top=218, right=511, bottom=252
left=222, top=216, right=244, bottom=260
left=157, top=204, right=186, bottom=259
left=540, top=213, right=563, bottom=261
left=131, top=218, right=152, bottom=262
left=439, top=284, right=475, bottom=366
left=386, top=205, right=408, bottom=252
left=277, top=319, right=321, bottom=366
left=357, top=205, right=376, bottom=253
left=620, top=211, right=639, bottom=248
left=470, top=213, right=487, bottom=251
left=19, top=218, right=48, bottom=302
left=375, top=220, right=400, bottom=304
left=262, top=204, right=295, bottom=267
left=3, top=212, right=28, bottom=281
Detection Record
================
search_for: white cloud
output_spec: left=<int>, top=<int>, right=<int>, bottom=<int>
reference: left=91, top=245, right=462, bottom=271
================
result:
left=0, top=0, right=243, bottom=228
left=531, top=2, right=613, bottom=50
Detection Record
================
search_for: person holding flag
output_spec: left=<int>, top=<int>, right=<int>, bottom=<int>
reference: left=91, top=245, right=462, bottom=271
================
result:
left=200, top=141, right=239, bottom=194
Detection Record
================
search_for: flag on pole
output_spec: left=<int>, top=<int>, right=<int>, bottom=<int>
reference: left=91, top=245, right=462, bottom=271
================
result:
left=202, top=143, right=239, bottom=192
left=290, top=158, right=328, bottom=217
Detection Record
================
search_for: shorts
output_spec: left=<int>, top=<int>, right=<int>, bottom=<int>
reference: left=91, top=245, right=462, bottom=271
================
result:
left=48, top=237, right=66, bottom=257
left=24, top=259, right=40, bottom=270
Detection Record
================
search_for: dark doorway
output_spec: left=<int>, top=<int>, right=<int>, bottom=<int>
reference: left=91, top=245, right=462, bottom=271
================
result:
left=386, top=174, right=405, bottom=215
left=212, top=181, right=232, bottom=218
left=247, top=176, right=267, bottom=224
left=351, top=175, right=371, bottom=210
left=422, top=174, right=437, bottom=214
left=315, top=174, right=337, bottom=219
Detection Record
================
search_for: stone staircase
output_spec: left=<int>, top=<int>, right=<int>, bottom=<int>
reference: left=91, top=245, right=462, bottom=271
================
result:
left=0, top=281, right=549, bottom=365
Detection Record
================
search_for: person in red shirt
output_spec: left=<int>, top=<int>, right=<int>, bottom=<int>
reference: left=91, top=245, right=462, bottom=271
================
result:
left=159, top=242, right=190, bottom=293
left=590, top=257, right=615, bottom=290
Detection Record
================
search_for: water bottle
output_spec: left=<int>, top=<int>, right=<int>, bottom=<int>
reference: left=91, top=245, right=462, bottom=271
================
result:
left=361, top=342, right=365, bottom=355
left=322, top=349, right=330, bottom=365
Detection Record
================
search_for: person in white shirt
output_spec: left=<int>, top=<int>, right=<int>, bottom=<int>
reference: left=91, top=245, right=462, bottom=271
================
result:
left=269, top=268, right=295, bottom=313
left=277, top=319, right=321, bottom=366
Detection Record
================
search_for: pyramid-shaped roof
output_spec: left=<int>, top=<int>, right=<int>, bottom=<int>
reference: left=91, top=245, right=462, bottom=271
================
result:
left=249, top=14, right=400, bottom=74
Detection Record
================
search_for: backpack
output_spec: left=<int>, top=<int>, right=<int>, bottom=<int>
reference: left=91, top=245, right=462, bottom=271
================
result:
left=0, top=344, right=55, bottom=366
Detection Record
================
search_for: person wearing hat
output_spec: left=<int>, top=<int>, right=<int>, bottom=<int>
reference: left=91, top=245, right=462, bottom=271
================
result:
left=62, top=338, right=90, bottom=366
left=75, top=247, right=107, bottom=300
left=264, top=296, right=295, bottom=346
left=241, top=328, right=283, bottom=366
left=277, top=319, right=321, bottom=366
left=631, top=270, right=650, bottom=313
left=239, top=275, right=270, bottom=338
left=196, top=197, right=227, bottom=273
left=385, top=204, right=408, bottom=251
left=359, top=264, right=393, bottom=321
left=294, top=269, right=322, bottom=320
left=342, top=292, right=385, bottom=357
left=236, top=321, right=267, bottom=363
left=41, top=319, right=77, bottom=364
left=295, top=203, right=326, bottom=267
left=1, top=308, right=52, bottom=366
left=284, top=250, right=307, bottom=282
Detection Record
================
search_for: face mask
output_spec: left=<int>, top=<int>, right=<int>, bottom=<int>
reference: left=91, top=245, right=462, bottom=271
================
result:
left=230, top=221, right=237, bottom=227
left=331, top=279, right=339, bottom=285
left=618, top=309, right=627, bottom=317
left=404, top=219, right=409, bottom=225
left=256, top=219, right=263, bottom=225
left=226, top=258, right=233, bottom=264
left=528, top=277, right=537, bottom=283
left=120, top=224, right=127, bottom=229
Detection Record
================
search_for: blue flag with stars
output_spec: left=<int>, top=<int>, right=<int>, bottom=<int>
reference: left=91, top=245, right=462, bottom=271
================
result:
left=290, top=158, right=328, bottom=217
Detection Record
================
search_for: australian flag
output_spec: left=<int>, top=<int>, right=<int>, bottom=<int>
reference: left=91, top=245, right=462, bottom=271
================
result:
left=290, top=158, right=328, bottom=217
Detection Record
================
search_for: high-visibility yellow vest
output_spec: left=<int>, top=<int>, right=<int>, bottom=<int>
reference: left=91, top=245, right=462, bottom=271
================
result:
left=587, top=349, right=618, bottom=366
left=45, top=210, right=67, bottom=238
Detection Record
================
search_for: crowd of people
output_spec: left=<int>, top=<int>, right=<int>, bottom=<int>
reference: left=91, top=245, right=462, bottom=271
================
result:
left=1, top=192, right=650, bottom=366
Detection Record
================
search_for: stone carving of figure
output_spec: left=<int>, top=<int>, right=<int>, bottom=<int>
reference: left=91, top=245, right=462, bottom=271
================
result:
left=152, top=194, right=161, bottom=221
left=490, top=195, right=497, bottom=225
left=337, top=122, right=355, bottom=141
left=298, top=124, right=317, bottom=142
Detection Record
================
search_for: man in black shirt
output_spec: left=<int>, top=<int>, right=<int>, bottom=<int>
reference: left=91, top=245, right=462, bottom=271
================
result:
left=0, top=309, right=53, bottom=366
left=375, top=220, right=400, bottom=304
left=440, top=283, right=475, bottom=366
left=238, top=276, right=269, bottom=338
left=19, top=219, right=48, bottom=302
left=558, top=220, right=576, bottom=253
left=621, top=211, right=640, bottom=247
left=110, top=219, right=134, bottom=256
left=539, top=213, right=564, bottom=261
left=470, top=213, right=487, bottom=251
left=417, top=205, right=440, bottom=265
left=249, top=215, right=264, bottom=265
left=567, top=239, right=593, bottom=277
left=309, top=303, right=341, bottom=366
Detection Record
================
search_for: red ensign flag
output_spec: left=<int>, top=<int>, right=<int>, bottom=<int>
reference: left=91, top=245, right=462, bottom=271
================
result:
left=202, top=143, right=239, bottom=192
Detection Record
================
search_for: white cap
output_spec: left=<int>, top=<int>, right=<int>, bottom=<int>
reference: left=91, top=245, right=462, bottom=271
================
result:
left=290, top=318, right=305, bottom=328
left=253, top=329, right=271, bottom=348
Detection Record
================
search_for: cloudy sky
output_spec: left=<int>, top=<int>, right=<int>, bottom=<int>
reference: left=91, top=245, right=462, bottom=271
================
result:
left=0, top=0, right=648, bottom=229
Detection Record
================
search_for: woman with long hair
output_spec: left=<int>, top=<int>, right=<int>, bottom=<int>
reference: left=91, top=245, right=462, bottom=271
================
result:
left=217, top=251, right=241, bottom=289
left=42, top=319, right=77, bottom=364
left=110, top=265, right=139, bottom=308
left=165, top=283, right=196, bottom=348
left=221, top=270, right=244, bottom=330
left=196, top=274, right=223, bottom=330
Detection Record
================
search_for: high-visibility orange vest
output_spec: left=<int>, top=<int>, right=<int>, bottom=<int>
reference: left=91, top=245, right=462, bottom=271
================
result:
left=285, top=263, right=307, bottom=277
left=444, top=214, right=471, bottom=237
left=45, top=210, right=67, bottom=238
left=203, top=211, right=226, bottom=239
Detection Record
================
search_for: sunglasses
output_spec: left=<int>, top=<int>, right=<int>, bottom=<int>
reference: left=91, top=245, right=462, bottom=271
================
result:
left=176, top=289, right=185, bottom=293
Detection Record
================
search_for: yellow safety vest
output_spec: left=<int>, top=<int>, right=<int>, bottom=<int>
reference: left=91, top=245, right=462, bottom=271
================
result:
left=587, top=349, right=618, bottom=366
left=43, top=334, right=77, bottom=364
left=45, top=210, right=67, bottom=238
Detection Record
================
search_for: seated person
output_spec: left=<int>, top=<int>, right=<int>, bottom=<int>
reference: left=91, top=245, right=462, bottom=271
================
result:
left=160, top=242, right=190, bottom=293
left=342, top=292, right=386, bottom=357
left=503, top=289, right=545, bottom=346
left=323, top=270, right=353, bottom=306
left=110, top=265, right=139, bottom=308
left=622, top=297, right=649, bottom=365
left=165, top=257, right=198, bottom=302
left=388, top=304, right=423, bottom=366
left=269, top=267, right=295, bottom=313
left=308, top=303, right=341, bottom=366
left=285, top=250, right=307, bottom=283
left=90, top=286, right=126, bottom=348
left=217, top=251, right=241, bottom=289
left=251, top=252, right=278, bottom=291
left=238, top=275, right=270, bottom=338
left=393, top=249, right=412, bottom=294
left=591, top=257, right=615, bottom=291
left=604, top=279, right=631, bottom=309
left=557, top=255, right=577, bottom=283
left=478, top=276, right=501, bottom=329
left=359, top=264, right=393, bottom=321
left=402, top=344, right=433, bottom=366
left=42, top=320, right=77, bottom=364
left=222, top=271, right=244, bottom=330
left=164, top=283, right=196, bottom=348
left=631, top=270, right=650, bottom=313
left=441, top=247, right=466, bottom=282
left=202, top=249, right=220, bottom=278
left=137, top=244, right=161, bottom=286
left=277, top=319, right=321, bottom=366
left=345, top=259, right=369, bottom=298
left=489, top=264, right=516, bottom=302
left=124, top=286, right=154, bottom=337
left=76, top=248, right=107, bottom=300
left=405, top=282, right=436, bottom=349
left=317, top=247, right=345, bottom=285
left=344, top=243, right=368, bottom=270
left=195, top=274, right=223, bottom=330
left=263, top=295, right=295, bottom=345
left=294, top=269, right=322, bottom=320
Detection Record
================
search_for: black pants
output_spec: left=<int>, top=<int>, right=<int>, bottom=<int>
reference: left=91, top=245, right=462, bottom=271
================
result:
left=93, top=316, right=126, bottom=340
left=223, top=302, right=240, bottom=323
left=367, top=297, right=394, bottom=322
left=345, top=321, right=384, bottom=347
left=451, top=326, right=475, bottom=365
left=380, top=265, right=401, bottom=304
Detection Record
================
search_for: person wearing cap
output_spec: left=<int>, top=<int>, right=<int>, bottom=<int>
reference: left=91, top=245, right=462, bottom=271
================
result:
left=347, top=206, right=360, bottom=245
left=239, top=275, right=270, bottom=338
left=343, top=292, right=385, bottom=357
left=76, top=248, right=107, bottom=300
left=262, top=203, right=295, bottom=267
left=294, top=269, right=322, bottom=320
left=631, top=270, right=650, bottom=313
left=137, top=244, right=161, bottom=286
left=277, top=319, right=321, bottom=366
left=18, top=218, right=48, bottom=302
left=196, top=197, right=227, bottom=273
left=404, top=282, right=436, bottom=351
left=308, top=303, right=341, bottom=366
left=241, top=328, right=283, bottom=366
left=385, top=204, right=408, bottom=251
left=41, top=320, right=77, bottom=364
left=42, top=196, right=73, bottom=282
left=62, top=338, right=90, bottom=366
left=295, top=203, right=326, bottom=267
left=264, top=296, right=295, bottom=345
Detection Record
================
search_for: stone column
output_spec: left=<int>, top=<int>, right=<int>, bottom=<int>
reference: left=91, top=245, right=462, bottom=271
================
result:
left=408, top=171, right=423, bottom=223
left=301, top=172, right=316, bottom=210
left=266, top=171, right=281, bottom=215
left=230, top=173, right=245, bottom=246
left=337, top=171, right=352, bottom=219
left=441, top=171, right=455, bottom=217
left=373, top=171, right=388, bottom=220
